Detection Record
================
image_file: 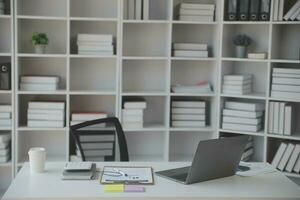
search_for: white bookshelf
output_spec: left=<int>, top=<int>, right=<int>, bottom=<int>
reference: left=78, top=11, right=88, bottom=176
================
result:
left=0, top=0, right=298, bottom=194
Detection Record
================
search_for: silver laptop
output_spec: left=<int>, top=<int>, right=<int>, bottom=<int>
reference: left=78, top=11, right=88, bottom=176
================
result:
left=156, top=136, right=249, bottom=184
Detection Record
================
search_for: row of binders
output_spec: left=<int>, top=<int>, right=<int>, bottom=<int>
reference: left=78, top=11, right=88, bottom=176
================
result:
left=77, top=34, right=114, bottom=56
left=173, top=43, right=208, bottom=58
left=171, top=100, right=207, bottom=128
left=271, top=68, right=300, bottom=100
left=27, top=101, right=65, bottom=128
left=122, top=97, right=146, bottom=129
left=125, top=0, right=150, bottom=20
left=0, top=105, right=12, bottom=128
left=0, top=132, right=10, bottom=163
left=222, top=74, right=253, bottom=95
left=226, top=0, right=271, bottom=21
left=268, top=102, right=295, bottom=135
left=272, top=142, right=300, bottom=174
left=0, top=0, right=5, bottom=15
left=222, top=101, right=265, bottom=132
left=274, top=0, right=300, bottom=21
left=177, top=3, right=215, bottom=22
left=20, top=76, right=60, bottom=91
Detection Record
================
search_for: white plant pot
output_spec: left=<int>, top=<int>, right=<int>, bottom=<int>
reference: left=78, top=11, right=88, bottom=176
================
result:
left=34, top=45, right=46, bottom=54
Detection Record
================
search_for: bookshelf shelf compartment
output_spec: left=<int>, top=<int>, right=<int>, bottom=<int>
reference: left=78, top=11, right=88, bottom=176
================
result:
left=70, top=0, right=118, bottom=19
left=70, top=58, right=117, bottom=92
left=122, top=59, right=168, bottom=93
left=0, top=18, right=11, bottom=53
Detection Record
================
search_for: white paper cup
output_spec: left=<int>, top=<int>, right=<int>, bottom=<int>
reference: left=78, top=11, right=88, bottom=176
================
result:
left=28, top=147, right=46, bottom=173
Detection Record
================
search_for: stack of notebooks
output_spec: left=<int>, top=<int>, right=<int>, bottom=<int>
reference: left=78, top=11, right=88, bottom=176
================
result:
left=222, top=101, right=265, bottom=132
left=27, top=101, right=65, bottom=128
left=272, top=142, right=300, bottom=174
left=274, top=0, right=300, bottom=21
left=0, top=0, right=4, bottom=15
left=20, top=76, right=60, bottom=91
left=73, top=132, right=115, bottom=161
left=70, top=112, right=108, bottom=129
left=122, top=97, right=147, bottom=129
left=171, top=81, right=213, bottom=94
left=77, top=34, right=114, bottom=56
left=178, top=3, right=215, bottom=22
left=268, top=101, right=295, bottom=135
left=125, top=0, right=149, bottom=20
left=222, top=74, right=253, bottom=95
left=173, top=43, right=208, bottom=58
left=0, top=132, right=10, bottom=163
left=171, top=100, right=206, bottom=128
left=0, top=105, right=12, bottom=128
left=271, top=68, right=300, bottom=99
left=241, top=136, right=254, bottom=162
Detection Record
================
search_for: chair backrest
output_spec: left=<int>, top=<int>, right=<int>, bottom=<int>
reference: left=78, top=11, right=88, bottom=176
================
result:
left=70, top=117, right=129, bottom=161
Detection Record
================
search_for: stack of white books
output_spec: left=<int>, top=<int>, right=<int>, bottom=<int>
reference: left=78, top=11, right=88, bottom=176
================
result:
left=271, top=68, right=300, bottom=99
left=171, top=82, right=213, bottom=94
left=173, top=43, right=208, bottom=58
left=0, top=105, right=12, bottom=128
left=222, top=101, right=265, bottom=132
left=125, top=0, right=149, bottom=20
left=178, top=3, right=215, bottom=22
left=0, top=0, right=5, bottom=15
left=241, top=137, right=254, bottom=162
left=171, top=100, right=206, bottom=128
left=20, top=76, right=60, bottom=91
left=27, top=101, right=65, bottom=128
left=77, top=34, right=114, bottom=56
left=73, top=134, right=115, bottom=162
left=268, top=101, right=295, bottom=135
left=0, top=132, right=10, bottom=163
left=222, top=74, right=253, bottom=95
left=273, top=0, right=300, bottom=21
left=70, top=112, right=108, bottom=129
left=122, top=97, right=147, bottom=129
left=272, top=142, right=300, bottom=174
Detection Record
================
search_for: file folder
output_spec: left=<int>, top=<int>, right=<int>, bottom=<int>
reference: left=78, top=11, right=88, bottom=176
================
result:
left=227, top=0, right=238, bottom=21
left=259, top=0, right=270, bottom=21
left=239, top=0, right=250, bottom=20
left=249, top=0, right=260, bottom=21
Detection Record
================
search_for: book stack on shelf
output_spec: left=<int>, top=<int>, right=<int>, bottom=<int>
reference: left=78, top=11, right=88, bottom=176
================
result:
left=0, top=0, right=4, bottom=15
left=171, top=100, right=206, bottom=128
left=272, top=142, right=300, bottom=174
left=20, top=76, right=60, bottom=91
left=268, top=102, right=295, bottom=135
left=241, top=136, right=254, bottom=162
left=126, top=0, right=149, bottom=20
left=0, top=132, right=10, bottom=163
left=27, top=101, right=65, bottom=128
left=70, top=112, right=108, bottom=129
left=271, top=68, right=300, bottom=100
left=178, top=3, right=215, bottom=22
left=77, top=34, right=114, bottom=56
left=122, top=97, right=147, bottom=129
left=72, top=133, right=115, bottom=162
left=222, top=101, right=265, bottom=132
left=173, top=43, right=208, bottom=58
left=222, top=74, right=253, bottom=95
left=0, top=105, right=12, bottom=128
left=172, top=81, right=213, bottom=94
left=274, top=0, right=300, bottom=21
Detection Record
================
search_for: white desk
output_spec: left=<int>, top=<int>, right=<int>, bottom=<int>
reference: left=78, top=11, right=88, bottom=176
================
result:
left=3, top=162, right=300, bottom=200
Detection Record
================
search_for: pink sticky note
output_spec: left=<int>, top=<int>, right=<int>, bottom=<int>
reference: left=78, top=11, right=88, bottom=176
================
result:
left=124, top=185, right=145, bottom=193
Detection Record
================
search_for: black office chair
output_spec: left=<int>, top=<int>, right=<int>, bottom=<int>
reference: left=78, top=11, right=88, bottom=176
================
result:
left=70, top=117, right=129, bottom=161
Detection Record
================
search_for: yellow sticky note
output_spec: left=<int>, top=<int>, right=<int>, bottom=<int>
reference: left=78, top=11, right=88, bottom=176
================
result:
left=104, top=184, right=124, bottom=193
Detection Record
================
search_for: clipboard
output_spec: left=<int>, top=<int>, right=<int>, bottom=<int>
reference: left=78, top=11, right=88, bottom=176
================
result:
left=100, top=166, right=154, bottom=185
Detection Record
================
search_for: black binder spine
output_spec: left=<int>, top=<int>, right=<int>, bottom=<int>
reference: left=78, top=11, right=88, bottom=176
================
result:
left=239, top=0, right=250, bottom=21
left=259, top=0, right=270, bottom=21
left=0, top=63, right=11, bottom=90
left=227, top=0, right=238, bottom=21
left=249, top=0, right=261, bottom=21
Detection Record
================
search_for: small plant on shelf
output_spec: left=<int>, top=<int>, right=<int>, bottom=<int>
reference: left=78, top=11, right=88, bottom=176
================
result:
left=32, top=32, right=49, bottom=54
left=233, top=34, right=252, bottom=58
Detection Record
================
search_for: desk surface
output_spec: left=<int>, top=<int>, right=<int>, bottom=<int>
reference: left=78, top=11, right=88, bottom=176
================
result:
left=3, top=162, right=300, bottom=200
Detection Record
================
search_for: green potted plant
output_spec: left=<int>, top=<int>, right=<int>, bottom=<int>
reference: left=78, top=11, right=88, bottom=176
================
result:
left=32, top=32, right=49, bottom=54
left=233, top=34, right=251, bottom=58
